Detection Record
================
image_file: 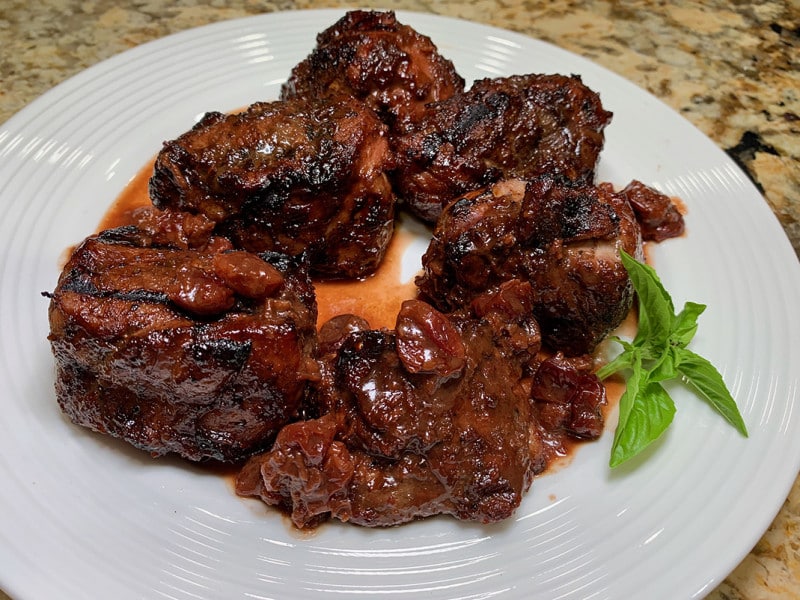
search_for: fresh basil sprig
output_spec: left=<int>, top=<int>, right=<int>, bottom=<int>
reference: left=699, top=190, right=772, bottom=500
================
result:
left=597, top=250, right=748, bottom=468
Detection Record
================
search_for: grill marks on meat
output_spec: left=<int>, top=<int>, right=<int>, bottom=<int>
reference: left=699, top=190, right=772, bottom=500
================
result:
left=416, top=177, right=644, bottom=355
left=150, top=98, right=395, bottom=279
left=281, top=10, right=465, bottom=135
left=393, top=74, right=613, bottom=222
left=48, top=227, right=319, bottom=462
left=237, top=284, right=605, bottom=528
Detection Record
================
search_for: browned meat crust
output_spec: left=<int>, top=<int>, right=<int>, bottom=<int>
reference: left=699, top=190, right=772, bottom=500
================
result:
left=392, top=74, right=613, bottom=222
left=416, top=177, right=643, bottom=355
left=47, top=226, right=319, bottom=462
left=236, top=283, right=606, bottom=528
left=149, top=98, right=396, bottom=279
left=281, top=10, right=465, bottom=134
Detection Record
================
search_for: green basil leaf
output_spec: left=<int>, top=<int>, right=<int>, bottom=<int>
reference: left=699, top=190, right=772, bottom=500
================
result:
left=647, top=345, right=680, bottom=383
left=611, top=352, right=643, bottom=448
left=602, top=254, right=747, bottom=468
left=676, top=348, right=749, bottom=436
left=614, top=352, right=646, bottom=438
left=610, top=381, right=676, bottom=468
left=596, top=337, right=636, bottom=380
left=670, top=301, right=706, bottom=348
left=620, top=250, right=674, bottom=348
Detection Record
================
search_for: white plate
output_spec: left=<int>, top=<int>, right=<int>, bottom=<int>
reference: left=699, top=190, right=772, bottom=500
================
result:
left=1, top=9, right=799, bottom=600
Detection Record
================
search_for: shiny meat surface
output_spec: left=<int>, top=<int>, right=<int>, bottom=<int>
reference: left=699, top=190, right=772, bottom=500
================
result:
left=613, top=180, right=685, bottom=242
left=126, top=205, right=216, bottom=250
left=530, top=353, right=606, bottom=440
left=47, top=225, right=319, bottom=462
left=236, top=284, right=606, bottom=528
left=392, top=74, right=613, bottom=221
left=416, top=177, right=643, bottom=355
left=281, top=10, right=465, bottom=134
left=149, top=98, right=395, bottom=279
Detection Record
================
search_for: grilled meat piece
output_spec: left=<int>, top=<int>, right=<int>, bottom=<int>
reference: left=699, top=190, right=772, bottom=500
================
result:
left=149, top=98, right=395, bottom=279
left=393, top=74, right=613, bottom=221
left=47, top=225, right=319, bottom=462
left=237, top=283, right=604, bottom=528
left=281, top=10, right=465, bottom=135
left=416, top=177, right=643, bottom=355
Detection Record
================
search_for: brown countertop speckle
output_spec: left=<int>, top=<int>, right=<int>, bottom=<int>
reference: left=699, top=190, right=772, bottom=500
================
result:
left=1, top=1, right=798, bottom=598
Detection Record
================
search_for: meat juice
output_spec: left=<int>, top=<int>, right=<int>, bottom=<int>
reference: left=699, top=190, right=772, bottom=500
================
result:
left=314, top=231, right=418, bottom=330
left=98, top=158, right=156, bottom=230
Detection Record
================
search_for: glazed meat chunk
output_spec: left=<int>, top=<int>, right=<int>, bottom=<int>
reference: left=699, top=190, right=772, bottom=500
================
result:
left=393, top=74, right=613, bottom=221
left=416, top=177, right=643, bottom=355
left=281, top=10, right=465, bottom=134
left=237, top=283, right=605, bottom=528
left=149, top=98, right=395, bottom=279
left=238, top=288, right=539, bottom=527
left=611, top=179, right=685, bottom=242
left=47, top=225, right=319, bottom=462
left=530, top=353, right=607, bottom=441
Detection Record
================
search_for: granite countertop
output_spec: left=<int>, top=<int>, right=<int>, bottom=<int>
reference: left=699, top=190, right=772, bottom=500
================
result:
left=1, top=1, right=798, bottom=598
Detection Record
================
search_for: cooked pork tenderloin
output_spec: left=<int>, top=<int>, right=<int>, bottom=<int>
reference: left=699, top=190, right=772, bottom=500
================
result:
left=149, top=97, right=395, bottom=279
left=416, top=177, right=643, bottom=355
left=392, top=73, right=613, bottom=221
left=281, top=10, right=465, bottom=135
left=47, top=225, right=319, bottom=462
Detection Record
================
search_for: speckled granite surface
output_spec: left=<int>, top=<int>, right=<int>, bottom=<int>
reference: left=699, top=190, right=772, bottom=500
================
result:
left=0, top=1, right=798, bottom=598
